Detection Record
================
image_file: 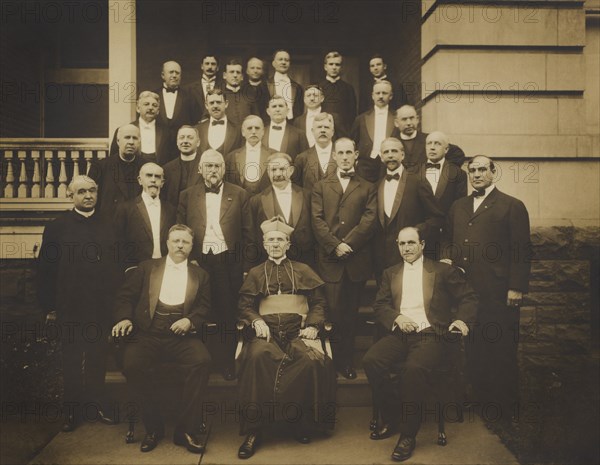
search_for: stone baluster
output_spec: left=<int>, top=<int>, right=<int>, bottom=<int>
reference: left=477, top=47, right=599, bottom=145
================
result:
left=17, top=151, right=28, bottom=198
left=84, top=150, right=94, bottom=174
left=31, top=151, right=41, bottom=198
left=44, top=151, right=56, bottom=198
left=3, top=151, right=15, bottom=198
left=71, top=150, right=80, bottom=178
left=57, top=151, right=68, bottom=198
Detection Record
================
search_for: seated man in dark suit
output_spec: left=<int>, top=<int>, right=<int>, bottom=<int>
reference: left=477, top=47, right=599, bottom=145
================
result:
left=114, top=162, right=176, bottom=268
left=112, top=224, right=212, bottom=454
left=363, top=226, right=477, bottom=462
left=236, top=217, right=336, bottom=459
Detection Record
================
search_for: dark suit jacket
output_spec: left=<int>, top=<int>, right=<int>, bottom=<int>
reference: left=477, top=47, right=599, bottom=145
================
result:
left=249, top=184, right=314, bottom=264
left=109, top=119, right=174, bottom=166
left=266, top=76, right=304, bottom=119
left=374, top=169, right=444, bottom=272
left=155, top=86, right=200, bottom=130
left=241, top=81, right=270, bottom=122
left=292, top=111, right=348, bottom=145
left=445, top=188, right=531, bottom=300
left=319, top=78, right=357, bottom=132
left=311, top=173, right=378, bottom=282
left=161, top=156, right=203, bottom=207
left=225, top=145, right=276, bottom=195
left=220, top=86, right=260, bottom=127
left=114, top=195, right=176, bottom=267
left=373, top=258, right=478, bottom=336
left=113, top=257, right=211, bottom=331
left=186, top=77, right=224, bottom=121
left=88, top=154, right=145, bottom=217
left=351, top=107, right=395, bottom=183
left=196, top=118, right=243, bottom=156
left=177, top=182, right=254, bottom=267
left=262, top=123, right=309, bottom=160
left=292, top=146, right=337, bottom=192
left=391, top=131, right=466, bottom=171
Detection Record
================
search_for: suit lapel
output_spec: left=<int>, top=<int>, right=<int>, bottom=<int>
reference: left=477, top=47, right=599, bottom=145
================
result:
left=173, top=92, right=183, bottom=121
left=237, top=149, right=247, bottom=179
left=386, top=111, right=395, bottom=135
left=471, top=188, right=498, bottom=220
left=389, top=169, right=408, bottom=221
left=196, top=185, right=207, bottom=226
left=224, top=124, right=236, bottom=154
left=341, top=178, right=360, bottom=205
left=377, top=180, right=386, bottom=226
left=290, top=185, right=303, bottom=227
left=267, top=80, right=275, bottom=98
left=391, top=267, right=403, bottom=309
left=422, top=259, right=435, bottom=317
left=183, top=265, right=199, bottom=315
left=326, top=175, right=344, bottom=200
left=135, top=197, right=153, bottom=242
left=259, top=147, right=270, bottom=176
left=281, top=126, right=290, bottom=152
left=220, top=182, right=234, bottom=220
left=260, top=187, right=276, bottom=220
left=435, top=162, right=450, bottom=198
left=366, top=110, right=375, bottom=144
left=262, top=128, right=270, bottom=148
left=148, top=259, right=166, bottom=320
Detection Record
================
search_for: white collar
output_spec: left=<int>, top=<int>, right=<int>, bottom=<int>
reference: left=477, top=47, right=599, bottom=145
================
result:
left=74, top=208, right=94, bottom=218
left=142, top=191, right=160, bottom=205
left=316, top=142, right=333, bottom=154
left=400, top=131, right=418, bottom=141
left=269, top=255, right=288, bottom=265
left=273, top=182, right=292, bottom=193
left=426, top=158, right=445, bottom=169
left=270, top=120, right=287, bottom=129
left=404, top=255, right=424, bottom=269
left=326, top=76, right=340, bottom=83
left=274, top=71, right=290, bottom=82
left=180, top=152, right=197, bottom=162
left=226, top=84, right=240, bottom=92
left=166, top=255, right=188, bottom=270
left=387, top=166, right=403, bottom=176
left=307, top=106, right=322, bottom=116
left=375, top=105, right=389, bottom=114
left=138, top=117, right=156, bottom=129
left=202, top=75, right=215, bottom=82
left=210, top=116, right=228, bottom=125
left=246, top=142, right=261, bottom=152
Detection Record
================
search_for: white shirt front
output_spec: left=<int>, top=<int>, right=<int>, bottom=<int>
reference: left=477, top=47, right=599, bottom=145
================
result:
left=384, top=167, right=403, bottom=218
left=305, top=107, right=321, bottom=147
left=274, top=72, right=294, bottom=119
left=473, top=184, right=496, bottom=212
left=399, top=256, right=430, bottom=332
left=138, top=118, right=156, bottom=154
left=336, top=169, right=354, bottom=192
left=425, top=158, right=445, bottom=194
left=208, top=116, right=227, bottom=150
left=273, top=182, right=293, bottom=223
left=162, top=87, right=177, bottom=120
left=244, top=142, right=262, bottom=182
left=268, top=120, right=286, bottom=151
left=202, top=184, right=228, bottom=254
left=141, top=191, right=162, bottom=259
left=370, top=105, right=389, bottom=159
left=316, top=142, right=333, bottom=174
left=159, top=256, right=188, bottom=305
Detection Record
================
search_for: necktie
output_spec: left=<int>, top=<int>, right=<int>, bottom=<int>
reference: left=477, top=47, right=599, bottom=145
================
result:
left=272, top=125, right=283, bottom=130
left=471, top=189, right=485, bottom=198
left=426, top=163, right=441, bottom=170
left=340, top=171, right=355, bottom=179
left=212, top=120, right=225, bottom=126
left=165, top=87, right=178, bottom=93
left=386, top=173, right=400, bottom=181
left=206, top=183, right=222, bottom=194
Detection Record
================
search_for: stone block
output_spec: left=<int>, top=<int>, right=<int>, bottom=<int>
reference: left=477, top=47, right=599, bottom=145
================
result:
left=0, top=270, right=21, bottom=298
left=557, top=7, right=585, bottom=46
left=525, top=291, right=589, bottom=307
left=530, top=260, right=590, bottom=290
left=558, top=97, right=585, bottom=135
left=448, top=134, right=578, bottom=159
left=546, top=53, right=585, bottom=90
left=530, top=226, right=573, bottom=258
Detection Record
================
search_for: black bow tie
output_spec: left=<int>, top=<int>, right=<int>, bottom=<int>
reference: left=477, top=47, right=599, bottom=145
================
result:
left=340, top=171, right=355, bottom=179
left=164, top=87, right=178, bottom=93
left=212, top=120, right=225, bottom=126
left=471, top=189, right=486, bottom=198
left=205, top=183, right=222, bottom=194
left=386, top=173, right=400, bottom=181
left=426, top=162, right=441, bottom=170
left=272, top=125, right=283, bottom=131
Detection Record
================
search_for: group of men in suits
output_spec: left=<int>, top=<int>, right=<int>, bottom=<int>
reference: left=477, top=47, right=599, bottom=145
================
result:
left=38, top=47, right=532, bottom=463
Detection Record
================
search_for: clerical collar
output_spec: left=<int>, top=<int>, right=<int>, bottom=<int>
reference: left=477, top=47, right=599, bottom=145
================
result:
left=180, top=152, right=197, bottom=162
left=375, top=74, right=388, bottom=82
left=226, top=84, right=240, bottom=92
left=400, top=131, right=418, bottom=141
left=74, top=208, right=94, bottom=218
left=269, top=256, right=288, bottom=265
left=248, top=80, right=262, bottom=86
left=326, top=76, right=340, bottom=83
left=118, top=153, right=136, bottom=163
left=274, top=71, right=290, bottom=82
left=166, top=255, right=188, bottom=269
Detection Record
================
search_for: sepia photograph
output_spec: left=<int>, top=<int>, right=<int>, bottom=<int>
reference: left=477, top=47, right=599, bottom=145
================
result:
left=1, top=1, right=599, bottom=464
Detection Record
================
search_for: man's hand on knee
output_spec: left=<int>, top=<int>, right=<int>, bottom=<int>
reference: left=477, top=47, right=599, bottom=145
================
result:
left=112, top=319, right=133, bottom=337
left=171, top=317, right=192, bottom=336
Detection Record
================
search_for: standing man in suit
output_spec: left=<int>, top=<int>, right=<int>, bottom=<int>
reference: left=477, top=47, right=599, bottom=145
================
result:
left=359, top=54, right=409, bottom=114
left=374, top=138, right=444, bottom=279
left=89, top=124, right=146, bottom=219
left=263, top=96, right=308, bottom=159
left=156, top=61, right=199, bottom=152
left=444, top=155, right=531, bottom=417
left=38, top=175, right=119, bottom=431
left=363, top=226, right=477, bottom=462
left=226, top=115, right=275, bottom=195
left=351, top=80, right=396, bottom=183
left=319, top=51, right=357, bottom=134
left=162, top=126, right=203, bottom=207
left=294, top=112, right=337, bottom=191
left=112, top=224, right=212, bottom=454
left=187, top=54, right=222, bottom=122
left=177, top=149, right=254, bottom=380
left=114, top=163, right=176, bottom=268
left=250, top=152, right=315, bottom=266
left=242, top=57, right=270, bottom=122
left=294, top=85, right=346, bottom=147
left=196, top=88, right=242, bottom=156
left=312, top=137, right=377, bottom=379
left=267, top=50, right=304, bottom=120
left=392, top=105, right=465, bottom=171
left=220, top=59, right=260, bottom=127
left=109, top=91, right=172, bottom=165
left=418, top=131, right=467, bottom=258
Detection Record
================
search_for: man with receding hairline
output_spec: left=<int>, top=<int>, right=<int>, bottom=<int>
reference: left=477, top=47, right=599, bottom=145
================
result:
left=267, top=50, right=304, bottom=119
left=196, top=88, right=243, bottom=157
left=242, top=57, right=270, bottom=121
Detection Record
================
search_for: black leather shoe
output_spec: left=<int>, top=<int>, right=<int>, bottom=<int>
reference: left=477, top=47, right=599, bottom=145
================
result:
left=173, top=432, right=206, bottom=454
left=61, top=414, right=76, bottom=432
left=370, top=423, right=396, bottom=440
left=222, top=367, right=236, bottom=381
left=392, top=436, right=416, bottom=462
left=339, top=365, right=357, bottom=380
left=238, top=432, right=260, bottom=459
left=140, top=432, right=162, bottom=452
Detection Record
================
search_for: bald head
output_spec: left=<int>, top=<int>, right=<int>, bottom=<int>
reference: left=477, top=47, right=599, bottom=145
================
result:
left=425, top=131, right=449, bottom=162
left=161, top=61, right=181, bottom=90
left=116, top=124, right=141, bottom=160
